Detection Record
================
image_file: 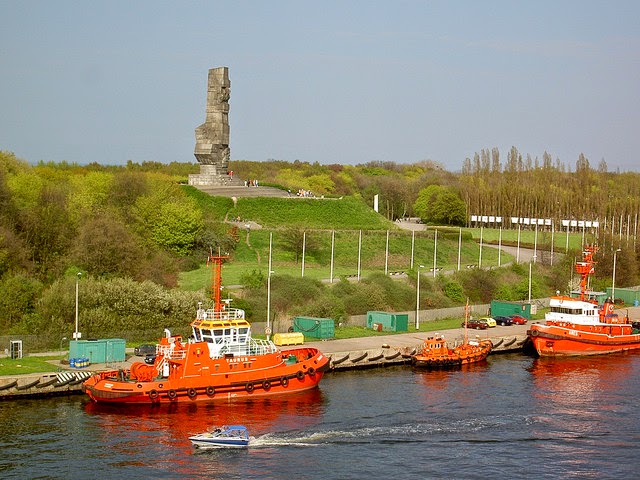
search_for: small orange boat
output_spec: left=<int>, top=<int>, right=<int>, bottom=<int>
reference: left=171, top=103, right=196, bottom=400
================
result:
left=411, top=335, right=492, bottom=368
left=412, top=302, right=492, bottom=368
left=83, top=254, right=329, bottom=404
left=528, top=245, right=640, bottom=357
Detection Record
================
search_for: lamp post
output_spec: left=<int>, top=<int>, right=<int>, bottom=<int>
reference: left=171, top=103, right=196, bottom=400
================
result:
left=433, top=229, right=438, bottom=278
left=73, top=272, right=82, bottom=340
left=266, top=270, right=274, bottom=341
left=612, top=248, right=621, bottom=301
left=59, top=337, right=67, bottom=352
left=415, top=265, right=424, bottom=330
left=528, top=255, right=537, bottom=303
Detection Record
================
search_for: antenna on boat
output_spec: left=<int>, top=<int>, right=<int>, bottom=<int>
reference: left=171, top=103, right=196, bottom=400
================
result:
left=575, top=245, right=597, bottom=301
left=207, top=247, right=229, bottom=312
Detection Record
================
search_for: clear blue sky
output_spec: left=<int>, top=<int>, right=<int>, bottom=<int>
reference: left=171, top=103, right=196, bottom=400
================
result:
left=1, top=1, right=639, bottom=172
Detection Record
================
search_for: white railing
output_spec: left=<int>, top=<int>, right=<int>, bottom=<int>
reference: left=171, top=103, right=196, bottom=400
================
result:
left=157, top=344, right=187, bottom=360
left=218, top=338, right=278, bottom=357
left=197, top=308, right=245, bottom=321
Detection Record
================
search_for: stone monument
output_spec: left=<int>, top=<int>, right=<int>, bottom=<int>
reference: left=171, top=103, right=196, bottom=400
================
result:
left=188, top=67, right=233, bottom=186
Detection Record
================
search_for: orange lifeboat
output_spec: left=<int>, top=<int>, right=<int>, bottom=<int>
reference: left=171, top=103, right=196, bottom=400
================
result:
left=411, top=334, right=492, bottom=368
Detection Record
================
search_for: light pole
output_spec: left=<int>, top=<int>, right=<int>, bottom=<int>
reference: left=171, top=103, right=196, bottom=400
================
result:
left=528, top=255, right=537, bottom=303
left=415, top=265, right=424, bottom=330
left=612, top=248, right=621, bottom=301
left=60, top=337, right=67, bottom=352
left=266, top=270, right=274, bottom=341
left=433, top=229, right=438, bottom=278
left=74, top=272, right=82, bottom=340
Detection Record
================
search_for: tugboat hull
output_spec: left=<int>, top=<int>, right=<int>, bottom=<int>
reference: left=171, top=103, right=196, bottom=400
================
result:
left=84, top=347, right=328, bottom=404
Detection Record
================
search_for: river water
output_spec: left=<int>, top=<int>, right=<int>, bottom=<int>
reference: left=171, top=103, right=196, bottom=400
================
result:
left=1, top=352, right=639, bottom=479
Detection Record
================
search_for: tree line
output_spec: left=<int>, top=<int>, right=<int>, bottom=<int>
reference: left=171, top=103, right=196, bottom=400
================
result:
left=1, top=148, right=639, bottom=349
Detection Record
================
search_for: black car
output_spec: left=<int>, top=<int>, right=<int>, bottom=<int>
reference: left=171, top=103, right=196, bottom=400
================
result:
left=494, top=315, right=514, bottom=326
left=134, top=344, right=156, bottom=356
left=144, top=354, right=156, bottom=365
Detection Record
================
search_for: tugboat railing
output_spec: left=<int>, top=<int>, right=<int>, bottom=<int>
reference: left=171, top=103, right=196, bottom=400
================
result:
left=219, top=338, right=278, bottom=357
left=157, top=344, right=188, bottom=360
left=197, top=308, right=245, bottom=321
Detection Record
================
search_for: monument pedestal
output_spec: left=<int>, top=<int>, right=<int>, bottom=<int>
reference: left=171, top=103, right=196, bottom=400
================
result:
left=188, top=165, right=229, bottom=186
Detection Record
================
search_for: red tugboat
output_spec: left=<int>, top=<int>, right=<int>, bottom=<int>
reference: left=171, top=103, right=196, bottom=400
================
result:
left=83, top=254, right=329, bottom=404
left=528, top=245, right=640, bottom=356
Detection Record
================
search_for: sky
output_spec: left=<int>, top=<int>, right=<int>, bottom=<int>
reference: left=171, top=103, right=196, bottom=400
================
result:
left=1, top=1, right=639, bottom=172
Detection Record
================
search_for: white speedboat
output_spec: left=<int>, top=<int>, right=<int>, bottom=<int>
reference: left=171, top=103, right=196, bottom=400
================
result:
left=189, top=425, right=252, bottom=448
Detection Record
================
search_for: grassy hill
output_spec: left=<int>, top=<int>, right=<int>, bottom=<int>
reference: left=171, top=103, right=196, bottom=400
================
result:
left=230, top=196, right=392, bottom=230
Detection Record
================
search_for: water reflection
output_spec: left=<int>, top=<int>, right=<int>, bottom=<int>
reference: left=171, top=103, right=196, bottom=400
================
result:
left=84, top=387, right=325, bottom=440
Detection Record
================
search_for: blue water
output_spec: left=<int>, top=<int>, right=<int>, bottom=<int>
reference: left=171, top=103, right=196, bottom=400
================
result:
left=1, top=353, right=639, bottom=479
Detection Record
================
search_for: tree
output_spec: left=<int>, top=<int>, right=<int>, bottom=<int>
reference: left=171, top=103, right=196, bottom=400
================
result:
left=71, top=212, right=143, bottom=278
left=0, top=273, right=42, bottom=331
left=18, top=183, right=73, bottom=277
left=151, top=201, right=204, bottom=256
left=413, top=185, right=466, bottom=225
left=278, top=227, right=324, bottom=264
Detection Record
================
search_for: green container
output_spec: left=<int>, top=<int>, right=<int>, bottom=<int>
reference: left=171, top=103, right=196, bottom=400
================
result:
left=366, top=312, right=409, bottom=332
left=490, top=301, right=532, bottom=319
left=293, top=317, right=335, bottom=339
left=69, top=338, right=126, bottom=364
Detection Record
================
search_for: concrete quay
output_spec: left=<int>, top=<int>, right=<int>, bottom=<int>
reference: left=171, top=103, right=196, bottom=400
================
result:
left=285, top=323, right=533, bottom=371
left=0, top=324, right=532, bottom=399
left=0, top=370, right=93, bottom=399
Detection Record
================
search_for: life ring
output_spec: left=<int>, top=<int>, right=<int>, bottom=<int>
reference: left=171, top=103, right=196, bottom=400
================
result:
left=187, top=388, right=197, bottom=399
left=149, top=389, right=159, bottom=400
left=205, top=386, right=215, bottom=396
left=246, top=382, right=254, bottom=393
left=167, top=389, right=177, bottom=400
left=530, top=330, right=539, bottom=337
left=296, top=370, right=305, bottom=380
left=263, top=380, right=271, bottom=391
left=281, top=377, right=289, bottom=388
left=307, top=367, right=316, bottom=376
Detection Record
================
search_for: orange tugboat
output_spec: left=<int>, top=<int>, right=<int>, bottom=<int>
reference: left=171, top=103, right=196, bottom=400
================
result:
left=528, top=245, right=640, bottom=356
left=412, top=302, right=492, bottom=368
left=83, top=254, right=329, bottom=404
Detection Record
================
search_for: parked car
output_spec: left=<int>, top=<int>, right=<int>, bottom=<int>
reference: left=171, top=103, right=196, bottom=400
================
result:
left=462, top=318, right=488, bottom=330
left=480, top=317, right=497, bottom=327
left=144, top=354, right=156, bottom=365
left=509, top=315, right=528, bottom=325
left=494, top=315, right=514, bottom=326
left=134, top=344, right=156, bottom=356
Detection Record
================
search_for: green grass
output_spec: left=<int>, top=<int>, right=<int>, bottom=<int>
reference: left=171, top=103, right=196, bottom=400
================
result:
left=231, top=196, right=392, bottom=229
left=179, top=227, right=519, bottom=291
left=0, top=355, right=64, bottom=376
left=467, top=226, right=590, bottom=251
